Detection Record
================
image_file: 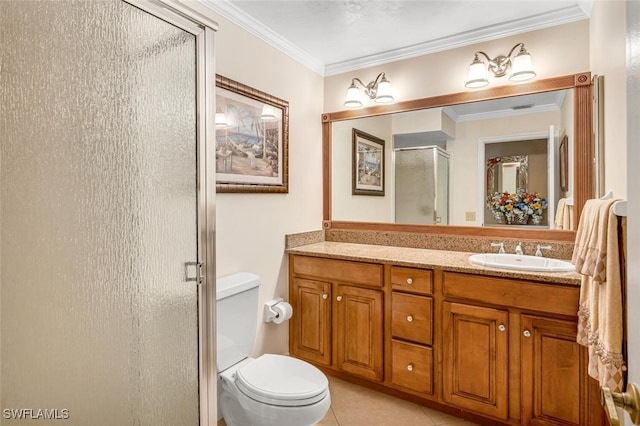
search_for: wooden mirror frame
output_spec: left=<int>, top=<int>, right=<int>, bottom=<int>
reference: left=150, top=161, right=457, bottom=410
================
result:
left=322, top=72, right=592, bottom=242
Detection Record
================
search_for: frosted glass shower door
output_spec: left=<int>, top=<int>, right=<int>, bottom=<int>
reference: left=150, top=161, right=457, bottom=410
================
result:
left=1, top=1, right=213, bottom=425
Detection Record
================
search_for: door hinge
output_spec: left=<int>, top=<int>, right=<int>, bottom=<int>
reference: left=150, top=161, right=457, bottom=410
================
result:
left=184, top=261, right=204, bottom=285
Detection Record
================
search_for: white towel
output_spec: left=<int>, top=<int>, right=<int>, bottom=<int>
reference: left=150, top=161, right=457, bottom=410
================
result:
left=554, top=198, right=575, bottom=230
left=572, top=199, right=625, bottom=392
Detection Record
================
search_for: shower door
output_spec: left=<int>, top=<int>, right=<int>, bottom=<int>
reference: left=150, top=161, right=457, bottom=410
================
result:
left=0, top=1, right=216, bottom=424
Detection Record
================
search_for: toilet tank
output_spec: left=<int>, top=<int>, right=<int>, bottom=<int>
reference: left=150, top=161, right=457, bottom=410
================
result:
left=216, top=272, right=261, bottom=372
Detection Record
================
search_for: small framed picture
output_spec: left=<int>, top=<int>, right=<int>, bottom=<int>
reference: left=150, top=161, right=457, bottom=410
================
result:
left=215, top=75, right=289, bottom=193
left=352, top=128, right=385, bottom=196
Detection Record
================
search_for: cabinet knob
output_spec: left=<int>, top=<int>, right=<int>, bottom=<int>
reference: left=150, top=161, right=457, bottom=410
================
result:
left=407, top=363, right=414, bottom=372
left=498, top=324, right=506, bottom=332
left=322, top=294, right=328, bottom=300
left=523, top=330, right=531, bottom=338
left=336, top=296, right=343, bottom=302
left=406, top=278, right=413, bottom=285
left=407, top=315, right=413, bottom=322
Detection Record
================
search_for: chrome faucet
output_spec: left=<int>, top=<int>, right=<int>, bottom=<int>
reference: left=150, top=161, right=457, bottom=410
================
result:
left=535, top=245, right=552, bottom=257
left=515, top=242, right=523, bottom=256
left=490, top=242, right=505, bottom=254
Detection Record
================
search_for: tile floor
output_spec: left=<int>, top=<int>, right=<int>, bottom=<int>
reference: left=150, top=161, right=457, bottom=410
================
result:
left=219, top=375, right=480, bottom=426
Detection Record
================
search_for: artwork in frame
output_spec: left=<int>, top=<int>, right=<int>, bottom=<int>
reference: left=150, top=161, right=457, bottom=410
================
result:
left=559, top=135, right=569, bottom=192
left=352, top=128, right=385, bottom=196
left=215, top=75, right=289, bottom=193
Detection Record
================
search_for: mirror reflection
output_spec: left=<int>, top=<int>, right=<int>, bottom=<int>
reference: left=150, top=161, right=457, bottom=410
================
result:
left=331, top=89, right=573, bottom=229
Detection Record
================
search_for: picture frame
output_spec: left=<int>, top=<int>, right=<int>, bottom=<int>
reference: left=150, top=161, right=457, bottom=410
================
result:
left=352, top=128, right=385, bottom=196
left=215, top=75, right=289, bottom=193
left=559, top=135, right=569, bottom=192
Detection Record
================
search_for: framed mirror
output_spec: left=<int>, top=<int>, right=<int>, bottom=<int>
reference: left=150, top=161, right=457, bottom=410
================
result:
left=322, top=73, right=593, bottom=242
left=487, top=155, right=528, bottom=196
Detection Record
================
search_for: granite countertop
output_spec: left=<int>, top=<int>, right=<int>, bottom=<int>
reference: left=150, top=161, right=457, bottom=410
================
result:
left=286, top=241, right=581, bottom=285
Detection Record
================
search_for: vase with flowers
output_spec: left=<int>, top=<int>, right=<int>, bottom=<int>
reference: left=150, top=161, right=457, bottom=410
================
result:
left=487, top=189, right=548, bottom=225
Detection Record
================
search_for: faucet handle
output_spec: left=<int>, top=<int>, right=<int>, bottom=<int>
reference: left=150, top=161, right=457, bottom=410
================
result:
left=515, top=242, right=523, bottom=255
left=490, top=242, right=505, bottom=254
left=535, top=245, right=553, bottom=257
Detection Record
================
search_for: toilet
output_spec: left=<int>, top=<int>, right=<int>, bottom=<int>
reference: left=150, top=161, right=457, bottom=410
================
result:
left=216, top=272, right=331, bottom=426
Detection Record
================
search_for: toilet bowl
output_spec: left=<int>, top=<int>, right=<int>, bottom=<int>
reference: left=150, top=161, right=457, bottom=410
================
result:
left=216, top=273, right=331, bottom=426
left=219, top=355, right=330, bottom=426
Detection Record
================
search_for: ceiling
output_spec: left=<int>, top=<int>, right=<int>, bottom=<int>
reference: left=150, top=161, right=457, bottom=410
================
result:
left=200, top=0, right=593, bottom=76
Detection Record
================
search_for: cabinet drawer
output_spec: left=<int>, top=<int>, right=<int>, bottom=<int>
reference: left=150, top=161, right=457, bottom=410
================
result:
left=391, top=339, right=433, bottom=394
left=391, top=266, right=433, bottom=295
left=391, top=292, right=432, bottom=345
left=292, top=255, right=383, bottom=287
left=443, top=272, right=579, bottom=316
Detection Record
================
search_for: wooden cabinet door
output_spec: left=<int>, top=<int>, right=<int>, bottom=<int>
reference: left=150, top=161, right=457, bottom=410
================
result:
left=521, top=315, right=587, bottom=426
left=443, top=302, right=509, bottom=420
left=336, top=285, right=384, bottom=381
left=290, top=278, right=331, bottom=366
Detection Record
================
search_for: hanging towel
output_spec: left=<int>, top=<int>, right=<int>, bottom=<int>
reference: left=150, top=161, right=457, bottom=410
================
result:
left=572, top=198, right=625, bottom=392
left=554, top=198, right=575, bottom=230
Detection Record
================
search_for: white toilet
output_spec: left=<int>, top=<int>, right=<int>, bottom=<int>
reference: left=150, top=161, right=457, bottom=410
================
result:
left=216, top=272, right=331, bottom=426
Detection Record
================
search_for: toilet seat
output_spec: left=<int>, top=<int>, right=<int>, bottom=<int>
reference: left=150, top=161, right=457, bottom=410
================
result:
left=235, top=354, right=328, bottom=407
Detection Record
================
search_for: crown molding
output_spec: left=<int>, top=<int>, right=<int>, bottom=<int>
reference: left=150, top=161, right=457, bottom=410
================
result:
left=325, top=5, right=589, bottom=76
left=199, top=0, right=325, bottom=75
left=198, top=1, right=588, bottom=77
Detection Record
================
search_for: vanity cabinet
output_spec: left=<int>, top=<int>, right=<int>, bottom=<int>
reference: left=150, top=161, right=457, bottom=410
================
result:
left=289, top=255, right=384, bottom=381
left=289, top=251, right=604, bottom=426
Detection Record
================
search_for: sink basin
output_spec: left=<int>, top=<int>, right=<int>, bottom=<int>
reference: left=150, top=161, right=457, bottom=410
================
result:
left=468, top=253, right=576, bottom=272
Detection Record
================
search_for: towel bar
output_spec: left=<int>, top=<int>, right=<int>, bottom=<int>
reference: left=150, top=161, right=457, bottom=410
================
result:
left=613, top=200, right=627, bottom=217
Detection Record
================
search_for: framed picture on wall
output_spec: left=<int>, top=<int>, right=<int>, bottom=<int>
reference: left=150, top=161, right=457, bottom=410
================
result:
left=352, top=128, right=385, bottom=196
left=215, top=75, right=289, bottom=193
left=560, top=135, right=569, bottom=192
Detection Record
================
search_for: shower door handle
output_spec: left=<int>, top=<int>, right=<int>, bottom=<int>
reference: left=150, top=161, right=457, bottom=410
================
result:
left=184, top=262, right=204, bottom=285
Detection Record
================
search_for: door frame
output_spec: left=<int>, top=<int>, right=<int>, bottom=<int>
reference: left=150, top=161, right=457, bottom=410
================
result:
left=123, top=1, right=218, bottom=424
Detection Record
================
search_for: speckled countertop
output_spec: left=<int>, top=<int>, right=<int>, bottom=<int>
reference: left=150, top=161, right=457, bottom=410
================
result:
left=286, top=241, right=581, bottom=285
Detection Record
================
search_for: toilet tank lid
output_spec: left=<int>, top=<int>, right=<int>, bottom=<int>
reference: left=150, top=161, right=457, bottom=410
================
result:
left=216, top=272, right=261, bottom=300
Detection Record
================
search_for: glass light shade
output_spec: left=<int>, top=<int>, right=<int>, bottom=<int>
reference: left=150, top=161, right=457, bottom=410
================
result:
left=260, top=105, right=276, bottom=121
left=215, top=112, right=228, bottom=128
left=465, top=58, right=489, bottom=88
left=509, top=51, right=536, bottom=81
left=374, top=78, right=394, bottom=103
left=344, top=83, right=363, bottom=108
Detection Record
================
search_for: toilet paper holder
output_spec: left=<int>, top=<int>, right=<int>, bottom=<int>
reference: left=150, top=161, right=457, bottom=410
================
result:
left=264, top=298, right=292, bottom=323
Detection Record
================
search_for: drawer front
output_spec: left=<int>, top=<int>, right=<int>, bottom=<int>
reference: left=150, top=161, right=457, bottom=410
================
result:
left=391, top=266, right=433, bottom=295
left=292, top=255, right=383, bottom=287
left=391, top=292, right=432, bottom=345
left=443, top=272, right=579, bottom=316
left=391, top=339, right=433, bottom=395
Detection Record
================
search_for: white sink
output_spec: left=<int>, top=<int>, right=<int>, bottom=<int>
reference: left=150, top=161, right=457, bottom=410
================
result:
left=468, top=253, right=576, bottom=272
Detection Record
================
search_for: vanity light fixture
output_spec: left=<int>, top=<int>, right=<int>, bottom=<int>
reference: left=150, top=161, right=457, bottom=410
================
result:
left=260, top=105, right=276, bottom=121
left=465, top=43, right=536, bottom=89
left=215, top=111, right=228, bottom=128
left=344, top=72, right=394, bottom=108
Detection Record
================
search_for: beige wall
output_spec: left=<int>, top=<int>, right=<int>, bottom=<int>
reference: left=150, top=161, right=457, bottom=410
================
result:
left=590, top=0, right=627, bottom=199
left=212, top=13, right=324, bottom=356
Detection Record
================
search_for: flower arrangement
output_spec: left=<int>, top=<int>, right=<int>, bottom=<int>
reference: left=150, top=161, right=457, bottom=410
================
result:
left=487, top=189, right=548, bottom=224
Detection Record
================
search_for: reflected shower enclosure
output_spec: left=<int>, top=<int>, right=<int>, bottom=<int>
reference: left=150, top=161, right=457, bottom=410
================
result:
left=394, top=146, right=450, bottom=225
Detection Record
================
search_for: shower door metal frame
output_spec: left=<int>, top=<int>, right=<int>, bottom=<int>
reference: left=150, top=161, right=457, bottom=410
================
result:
left=123, top=1, right=218, bottom=424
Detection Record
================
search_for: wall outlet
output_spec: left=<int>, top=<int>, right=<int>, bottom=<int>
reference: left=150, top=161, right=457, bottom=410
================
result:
left=465, top=211, right=476, bottom=221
